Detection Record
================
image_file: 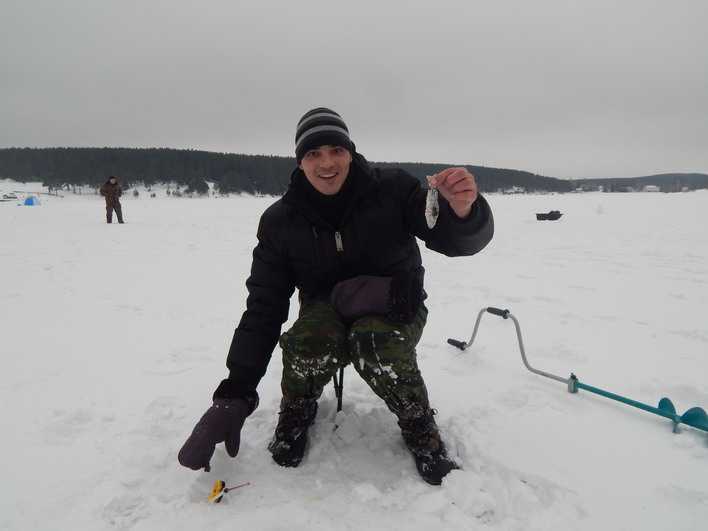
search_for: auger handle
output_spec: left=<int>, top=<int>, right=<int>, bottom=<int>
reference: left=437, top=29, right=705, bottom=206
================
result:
left=447, top=307, right=513, bottom=353
left=486, top=307, right=510, bottom=319
left=447, top=338, right=467, bottom=350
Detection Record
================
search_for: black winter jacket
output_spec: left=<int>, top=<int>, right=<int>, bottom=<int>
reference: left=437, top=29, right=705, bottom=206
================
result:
left=214, top=154, right=493, bottom=401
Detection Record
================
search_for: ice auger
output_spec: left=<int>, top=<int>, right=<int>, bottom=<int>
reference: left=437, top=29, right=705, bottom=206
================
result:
left=447, top=307, right=708, bottom=438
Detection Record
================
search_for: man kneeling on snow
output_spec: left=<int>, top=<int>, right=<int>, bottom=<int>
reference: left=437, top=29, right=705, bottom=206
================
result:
left=178, top=107, right=494, bottom=485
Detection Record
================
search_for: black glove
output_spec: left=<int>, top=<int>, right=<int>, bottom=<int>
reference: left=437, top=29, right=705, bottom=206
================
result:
left=178, top=398, right=251, bottom=471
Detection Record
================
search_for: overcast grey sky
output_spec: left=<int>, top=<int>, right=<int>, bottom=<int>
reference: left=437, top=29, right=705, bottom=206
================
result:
left=1, top=0, right=707, bottom=178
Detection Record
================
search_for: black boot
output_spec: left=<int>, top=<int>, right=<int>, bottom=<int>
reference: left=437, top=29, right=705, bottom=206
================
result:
left=399, top=408, right=460, bottom=485
left=268, top=397, right=318, bottom=467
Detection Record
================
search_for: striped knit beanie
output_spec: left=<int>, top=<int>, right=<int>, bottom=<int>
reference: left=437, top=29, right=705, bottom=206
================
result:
left=295, top=107, right=355, bottom=163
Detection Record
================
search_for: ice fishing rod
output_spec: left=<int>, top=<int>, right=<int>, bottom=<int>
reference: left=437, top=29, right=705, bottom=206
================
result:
left=447, top=307, right=708, bottom=438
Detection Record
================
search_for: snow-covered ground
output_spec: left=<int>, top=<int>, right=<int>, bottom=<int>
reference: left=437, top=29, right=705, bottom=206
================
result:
left=2, top=183, right=707, bottom=530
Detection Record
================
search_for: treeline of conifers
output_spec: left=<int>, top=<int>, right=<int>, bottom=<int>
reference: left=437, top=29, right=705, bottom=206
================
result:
left=0, top=147, right=573, bottom=194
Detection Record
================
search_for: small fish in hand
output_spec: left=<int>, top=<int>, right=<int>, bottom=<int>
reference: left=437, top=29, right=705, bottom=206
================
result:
left=425, top=176, right=439, bottom=229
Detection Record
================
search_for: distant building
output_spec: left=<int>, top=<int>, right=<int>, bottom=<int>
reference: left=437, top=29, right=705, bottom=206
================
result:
left=643, top=185, right=660, bottom=192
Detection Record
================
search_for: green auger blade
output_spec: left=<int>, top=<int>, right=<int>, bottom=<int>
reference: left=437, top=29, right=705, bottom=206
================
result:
left=657, top=398, right=680, bottom=432
left=658, top=397, right=677, bottom=416
left=680, top=407, right=708, bottom=432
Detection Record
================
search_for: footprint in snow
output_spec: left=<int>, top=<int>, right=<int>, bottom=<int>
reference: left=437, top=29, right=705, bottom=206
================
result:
left=656, top=484, right=708, bottom=508
left=669, top=328, right=708, bottom=344
left=142, top=396, right=185, bottom=439
left=102, top=494, right=150, bottom=529
left=43, top=408, right=94, bottom=442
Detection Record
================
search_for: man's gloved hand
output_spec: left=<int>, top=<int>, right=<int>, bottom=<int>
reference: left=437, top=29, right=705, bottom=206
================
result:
left=178, top=398, right=251, bottom=471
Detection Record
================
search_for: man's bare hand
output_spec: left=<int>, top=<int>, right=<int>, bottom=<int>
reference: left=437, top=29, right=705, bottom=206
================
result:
left=428, top=167, right=478, bottom=219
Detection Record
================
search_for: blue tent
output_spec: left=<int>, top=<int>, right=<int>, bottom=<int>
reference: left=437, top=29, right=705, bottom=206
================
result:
left=24, top=196, right=40, bottom=206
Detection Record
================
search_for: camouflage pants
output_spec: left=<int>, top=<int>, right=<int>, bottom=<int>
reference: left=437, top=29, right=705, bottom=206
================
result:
left=279, top=301, right=430, bottom=419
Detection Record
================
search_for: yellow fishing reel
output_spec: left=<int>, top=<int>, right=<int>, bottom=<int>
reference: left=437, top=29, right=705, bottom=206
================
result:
left=207, top=480, right=250, bottom=503
left=207, top=480, right=227, bottom=503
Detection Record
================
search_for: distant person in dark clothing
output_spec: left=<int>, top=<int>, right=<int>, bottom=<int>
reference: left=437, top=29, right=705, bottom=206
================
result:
left=100, top=176, right=124, bottom=223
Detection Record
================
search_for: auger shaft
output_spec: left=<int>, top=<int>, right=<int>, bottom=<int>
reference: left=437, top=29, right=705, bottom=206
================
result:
left=448, top=307, right=708, bottom=436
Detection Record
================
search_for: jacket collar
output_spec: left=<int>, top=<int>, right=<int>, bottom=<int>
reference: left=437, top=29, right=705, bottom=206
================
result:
left=283, top=152, right=378, bottom=227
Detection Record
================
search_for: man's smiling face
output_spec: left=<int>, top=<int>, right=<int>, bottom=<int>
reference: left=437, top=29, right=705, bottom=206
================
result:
left=298, top=145, right=352, bottom=195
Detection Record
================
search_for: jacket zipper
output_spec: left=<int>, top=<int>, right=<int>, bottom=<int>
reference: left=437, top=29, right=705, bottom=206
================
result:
left=311, top=226, right=321, bottom=267
left=335, top=231, right=344, bottom=252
